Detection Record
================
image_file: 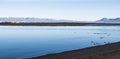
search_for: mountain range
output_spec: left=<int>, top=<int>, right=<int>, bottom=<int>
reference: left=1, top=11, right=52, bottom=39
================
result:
left=0, top=17, right=120, bottom=23
left=97, top=18, right=120, bottom=23
left=0, top=17, right=74, bottom=22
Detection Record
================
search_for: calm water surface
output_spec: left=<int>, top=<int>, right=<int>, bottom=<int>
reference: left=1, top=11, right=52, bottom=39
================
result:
left=0, top=26, right=120, bottom=59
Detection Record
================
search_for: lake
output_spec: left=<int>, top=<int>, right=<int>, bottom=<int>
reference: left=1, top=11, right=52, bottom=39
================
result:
left=0, top=26, right=120, bottom=59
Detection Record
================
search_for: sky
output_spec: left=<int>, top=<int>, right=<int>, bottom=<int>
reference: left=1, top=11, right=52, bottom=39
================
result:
left=0, top=0, right=120, bottom=21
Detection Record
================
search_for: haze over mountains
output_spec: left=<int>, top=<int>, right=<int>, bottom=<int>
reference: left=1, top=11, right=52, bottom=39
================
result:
left=0, top=17, right=74, bottom=22
left=0, top=17, right=120, bottom=23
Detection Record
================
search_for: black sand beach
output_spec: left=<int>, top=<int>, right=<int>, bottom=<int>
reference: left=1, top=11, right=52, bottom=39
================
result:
left=30, top=42, right=120, bottom=59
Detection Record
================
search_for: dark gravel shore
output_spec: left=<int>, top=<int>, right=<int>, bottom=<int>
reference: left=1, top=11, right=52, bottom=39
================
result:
left=29, top=42, right=120, bottom=59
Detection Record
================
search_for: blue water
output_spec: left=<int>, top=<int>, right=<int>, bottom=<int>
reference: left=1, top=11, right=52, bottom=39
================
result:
left=0, top=26, right=120, bottom=59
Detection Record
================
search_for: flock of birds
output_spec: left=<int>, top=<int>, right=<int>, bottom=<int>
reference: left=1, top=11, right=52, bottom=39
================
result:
left=91, top=41, right=110, bottom=46
left=91, top=32, right=111, bottom=46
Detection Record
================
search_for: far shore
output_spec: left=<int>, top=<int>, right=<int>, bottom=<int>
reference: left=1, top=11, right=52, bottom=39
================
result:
left=30, top=42, right=120, bottom=59
left=0, top=22, right=120, bottom=26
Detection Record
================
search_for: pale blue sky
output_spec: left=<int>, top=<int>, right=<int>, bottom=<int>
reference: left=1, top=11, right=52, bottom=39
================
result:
left=0, top=0, right=120, bottom=21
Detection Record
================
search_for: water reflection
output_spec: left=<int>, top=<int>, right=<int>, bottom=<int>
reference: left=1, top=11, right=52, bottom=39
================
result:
left=0, top=26, right=120, bottom=59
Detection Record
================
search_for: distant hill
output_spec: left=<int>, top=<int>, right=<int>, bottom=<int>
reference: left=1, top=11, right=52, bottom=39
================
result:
left=1, top=17, right=120, bottom=23
left=97, top=18, right=120, bottom=23
left=0, top=17, right=74, bottom=22
left=0, top=17, right=120, bottom=26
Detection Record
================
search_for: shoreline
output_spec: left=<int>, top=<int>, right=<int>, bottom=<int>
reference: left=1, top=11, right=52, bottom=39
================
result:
left=30, top=42, right=120, bottom=59
left=0, top=22, right=120, bottom=26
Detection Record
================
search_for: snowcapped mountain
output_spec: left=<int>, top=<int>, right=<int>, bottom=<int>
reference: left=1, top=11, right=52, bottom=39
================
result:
left=97, top=18, right=120, bottom=23
left=1, top=17, right=120, bottom=23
